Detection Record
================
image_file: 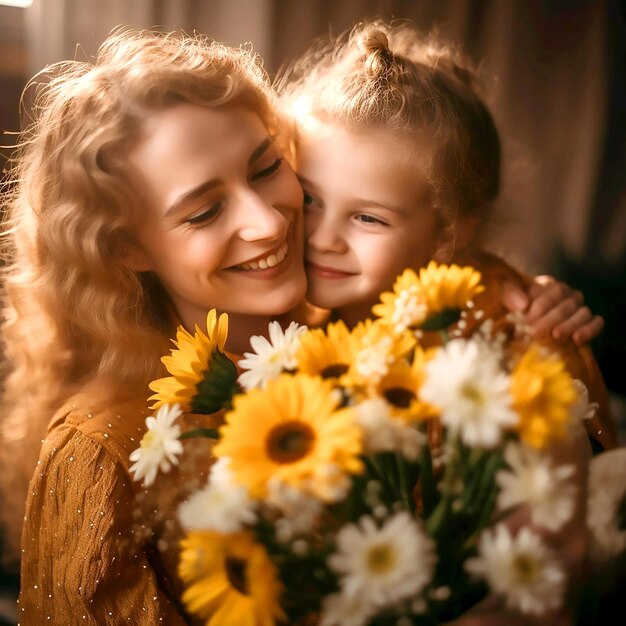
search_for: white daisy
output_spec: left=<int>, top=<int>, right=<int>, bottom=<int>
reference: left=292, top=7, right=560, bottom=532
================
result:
left=419, top=338, right=518, bottom=447
left=266, top=478, right=324, bottom=541
left=319, top=592, right=375, bottom=626
left=237, top=321, right=307, bottom=390
left=353, top=336, right=394, bottom=385
left=355, top=397, right=425, bottom=460
left=496, top=442, right=576, bottom=531
left=391, top=287, right=427, bottom=333
left=328, top=512, right=435, bottom=609
left=465, top=524, right=566, bottom=615
left=571, top=379, right=599, bottom=422
left=129, top=403, right=184, bottom=486
left=587, top=447, right=626, bottom=563
left=177, top=457, right=257, bottom=533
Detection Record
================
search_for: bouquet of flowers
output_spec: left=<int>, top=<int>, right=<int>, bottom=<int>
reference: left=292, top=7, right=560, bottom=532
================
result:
left=130, top=261, right=599, bottom=626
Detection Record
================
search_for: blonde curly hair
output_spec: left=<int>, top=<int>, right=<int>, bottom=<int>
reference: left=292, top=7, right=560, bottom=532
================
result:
left=277, top=18, right=501, bottom=248
left=0, top=28, right=279, bottom=568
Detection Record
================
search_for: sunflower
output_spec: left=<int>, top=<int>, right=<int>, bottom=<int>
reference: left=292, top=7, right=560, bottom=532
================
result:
left=373, top=262, right=484, bottom=332
left=179, top=530, right=285, bottom=626
left=342, top=318, right=416, bottom=389
left=376, top=349, right=437, bottom=425
left=295, top=320, right=353, bottom=380
left=510, top=346, right=577, bottom=449
left=149, top=310, right=239, bottom=413
left=214, top=373, right=363, bottom=501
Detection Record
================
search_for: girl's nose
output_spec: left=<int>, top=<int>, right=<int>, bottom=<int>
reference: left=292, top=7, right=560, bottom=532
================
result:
left=306, top=211, right=347, bottom=254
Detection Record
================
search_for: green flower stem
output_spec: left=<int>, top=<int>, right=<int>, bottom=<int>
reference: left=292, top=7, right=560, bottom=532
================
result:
left=364, top=456, right=397, bottom=505
left=418, top=442, right=437, bottom=517
left=179, top=427, right=220, bottom=440
left=426, top=434, right=461, bottom=537
left=395, top=454, right=413, bottom=512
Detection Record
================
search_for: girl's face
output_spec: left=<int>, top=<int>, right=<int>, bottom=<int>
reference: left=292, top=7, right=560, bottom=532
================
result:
left=126, top=103, right=306, bottom=330
left=297, top=119, right=443, bottom=322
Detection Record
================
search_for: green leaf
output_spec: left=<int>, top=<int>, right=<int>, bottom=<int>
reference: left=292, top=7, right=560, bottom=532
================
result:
left=420, top=307, right=462, bottom=331
left=191, top=350, right=242, bottom=414
left=179, top=428, right=220, bottom=440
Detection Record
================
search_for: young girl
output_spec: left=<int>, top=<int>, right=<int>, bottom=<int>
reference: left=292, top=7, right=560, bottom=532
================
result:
left=278, top=19, right=615, bottom=453
left=276, top=18, right=615, bottom=625
left=1, top=28, right=307, bottom=624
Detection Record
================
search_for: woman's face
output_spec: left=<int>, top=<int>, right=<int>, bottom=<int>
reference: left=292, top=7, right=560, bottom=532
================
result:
left=126, top=103, right=306, bottom=330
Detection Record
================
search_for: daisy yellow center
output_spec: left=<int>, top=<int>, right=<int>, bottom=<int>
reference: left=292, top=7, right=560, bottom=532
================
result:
left=266, top=421, right=315, bottom=464
left=384, top=387, right=415, bottom=408
left=225, top=556, right=249, bottom=595
left=512, top=554, right=540, bottom=583
left=366, top=544, right=396, bottom=575
left=460, top=382, right=485, bottom=406
left=140, top=431, right=159, bottom=452
left=320, top=364, right=349, bottom=379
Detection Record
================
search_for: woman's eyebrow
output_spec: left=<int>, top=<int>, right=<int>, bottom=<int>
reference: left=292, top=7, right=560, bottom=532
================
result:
left=165, top=179, right=221, bottom=217
left=249, top=137, right=274, bottom=164
left=165, top=137, right=275, bottom=217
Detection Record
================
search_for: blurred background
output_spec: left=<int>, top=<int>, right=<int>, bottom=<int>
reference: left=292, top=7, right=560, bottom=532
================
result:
left=0, top=0, right=624, bottom=622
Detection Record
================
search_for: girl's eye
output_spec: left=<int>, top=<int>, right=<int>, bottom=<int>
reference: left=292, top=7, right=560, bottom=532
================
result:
left=185, top=202, right=223, bottom=226
left=356, top=214, right=387, bottom=226
left=251, top=157, right=283, bottom=181
left=303, top=192, right=321, bottom=210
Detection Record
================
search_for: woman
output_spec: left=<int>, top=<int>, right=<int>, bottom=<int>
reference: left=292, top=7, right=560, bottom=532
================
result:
left=1, top=28, right=306, bottom=624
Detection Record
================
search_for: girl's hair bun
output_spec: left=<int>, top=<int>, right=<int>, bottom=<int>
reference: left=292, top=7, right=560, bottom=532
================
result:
left=357, top=27, right=395, bottom=79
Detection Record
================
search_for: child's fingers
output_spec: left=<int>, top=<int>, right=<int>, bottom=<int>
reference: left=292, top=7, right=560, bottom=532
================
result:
left=524, top=281, right=583, bottom=324
left=500, top=280, right=529, bottom=312
left=570, top=314, right=605, bottom=345
left=549, top=305, right=594, bottom=340
left=526, top=297, right=582, bottom=338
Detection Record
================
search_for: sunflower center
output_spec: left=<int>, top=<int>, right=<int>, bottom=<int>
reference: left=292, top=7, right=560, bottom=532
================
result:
left=460, top=382, right=485, bottom=406
left=366, top=544, right=396, bottom=575
left=320, top=364, right=349, bottom=379
left=225, top=557, right=249, bottom=595
left=513, top=554, right=539, bottom=583
left=384, top=387, right=415, bottom=408
left=266, top=421, right=314, bottom=464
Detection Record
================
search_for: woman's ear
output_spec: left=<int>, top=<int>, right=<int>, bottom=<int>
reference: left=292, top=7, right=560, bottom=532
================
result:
left=433, top=215, right=480, bottom=263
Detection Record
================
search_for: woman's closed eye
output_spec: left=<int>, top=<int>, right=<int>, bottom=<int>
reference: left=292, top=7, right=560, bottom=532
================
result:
left=185, top=202, right=223, bottom=226
left=251, top=157, right=283, bottom=181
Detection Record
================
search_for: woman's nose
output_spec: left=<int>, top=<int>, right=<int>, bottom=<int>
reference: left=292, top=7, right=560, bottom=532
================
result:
left=236, top=189, right=288, bottom=242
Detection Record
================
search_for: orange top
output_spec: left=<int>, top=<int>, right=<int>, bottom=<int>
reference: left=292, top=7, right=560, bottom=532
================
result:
left=17, top=388, right=222, bottom=625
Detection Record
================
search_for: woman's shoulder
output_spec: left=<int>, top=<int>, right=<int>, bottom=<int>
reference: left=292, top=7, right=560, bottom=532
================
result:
left=45, top=384, right=152, bottom=474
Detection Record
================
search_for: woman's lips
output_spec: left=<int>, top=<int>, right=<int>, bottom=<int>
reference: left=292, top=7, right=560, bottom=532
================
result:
left=306, top=261, right=356, bottom=280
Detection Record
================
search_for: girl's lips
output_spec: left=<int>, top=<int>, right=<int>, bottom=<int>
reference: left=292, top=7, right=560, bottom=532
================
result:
left=306, top=261, right=356, bottom=280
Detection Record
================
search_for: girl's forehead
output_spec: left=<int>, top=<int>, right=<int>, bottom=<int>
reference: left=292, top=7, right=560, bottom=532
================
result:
left=296, top=118, right=431, bottom=211
left=297, top=118, right=429, bottom=182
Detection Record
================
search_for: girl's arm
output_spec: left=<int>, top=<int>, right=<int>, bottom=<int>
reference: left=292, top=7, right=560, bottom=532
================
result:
left=502, top=276, right=604, bottom=345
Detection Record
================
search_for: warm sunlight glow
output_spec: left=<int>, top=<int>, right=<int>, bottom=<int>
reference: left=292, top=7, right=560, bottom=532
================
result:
left=0, top=0, right=33, bottom=8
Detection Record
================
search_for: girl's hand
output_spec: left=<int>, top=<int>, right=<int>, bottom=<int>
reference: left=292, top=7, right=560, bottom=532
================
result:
left=502, top=275, right=604, bottom=345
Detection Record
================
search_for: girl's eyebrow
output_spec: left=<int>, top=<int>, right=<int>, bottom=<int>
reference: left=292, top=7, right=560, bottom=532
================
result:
left=165, top=137, right=275, bottom=216
left=297, top=174, right=408, bottom=215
